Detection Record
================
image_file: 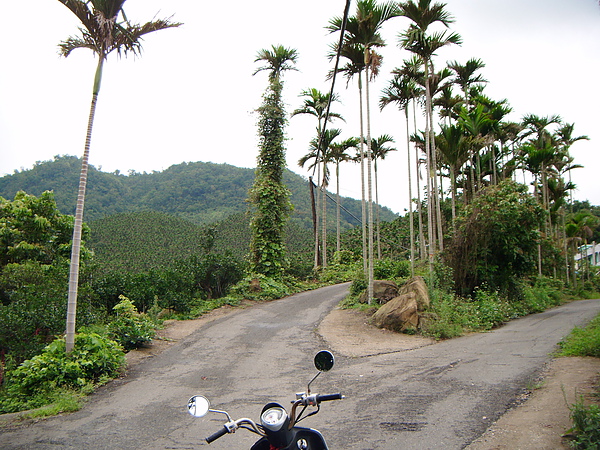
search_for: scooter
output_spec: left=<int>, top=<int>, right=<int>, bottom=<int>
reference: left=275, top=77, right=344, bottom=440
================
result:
left=187, top=350, right=344, bottom=449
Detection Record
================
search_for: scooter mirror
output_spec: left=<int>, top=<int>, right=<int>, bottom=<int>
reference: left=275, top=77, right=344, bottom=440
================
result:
left=187, top=395, right=210, bottom=418
left=314, top=350, right=334, bottom=372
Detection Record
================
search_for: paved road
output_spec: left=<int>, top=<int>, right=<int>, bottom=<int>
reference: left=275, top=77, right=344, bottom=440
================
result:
left=1, top=284, right=599, bottom=449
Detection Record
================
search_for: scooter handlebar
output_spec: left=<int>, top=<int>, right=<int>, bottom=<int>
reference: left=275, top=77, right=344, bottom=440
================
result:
left=316, top=393, right=344, bottom=402
left=205, top=426, right=229, bottom=443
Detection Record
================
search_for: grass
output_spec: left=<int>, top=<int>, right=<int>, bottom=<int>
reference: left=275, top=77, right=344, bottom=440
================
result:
left=558, top=312, right=600, bottom=449
left=558, top=314, right=600, bottom=358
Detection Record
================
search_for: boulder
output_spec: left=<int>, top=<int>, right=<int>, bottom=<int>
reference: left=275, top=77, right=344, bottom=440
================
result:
left=398, top=276, right=429, bottom=311
left=358, top=280, right=399, bottom=304
left=371, top=276, right=430, bottom=332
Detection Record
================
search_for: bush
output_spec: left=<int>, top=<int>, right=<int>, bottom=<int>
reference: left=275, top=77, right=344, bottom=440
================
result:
left=373, top=258, right=410, bottom=280
left=320, top=261, right=362, bottom=285
left=108, top=296, right=156, bottom=351
left=568, top=399, right=600, bottom=449
left=229, top=274, right=296, bottom=301
left=0, top=332, right=125, bottom=413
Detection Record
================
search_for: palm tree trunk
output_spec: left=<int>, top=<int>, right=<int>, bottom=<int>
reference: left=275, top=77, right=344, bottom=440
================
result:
left=336, top=163, right=341, bottom=254
left=375, top=159, right=381, bottom=260
left=309, top=177, right=319, bottom=270
left=424, top=60, right=435, bottom=275
left=357, top=72, right=368, bottom=277
left=405, top=106, right=415, bottom=276
left=413, top=100, right=426, bottom=261
left=321, top=163, right=328, bottom=268
left=66, top=57, right=104, bottom=353
left=365, top=59, right=374, bottom=305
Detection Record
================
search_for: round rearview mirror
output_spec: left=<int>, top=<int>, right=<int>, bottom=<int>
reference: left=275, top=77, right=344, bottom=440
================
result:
left=187, top=395, right=210, bottom=417
left=314, top=350, right=334, bottom=372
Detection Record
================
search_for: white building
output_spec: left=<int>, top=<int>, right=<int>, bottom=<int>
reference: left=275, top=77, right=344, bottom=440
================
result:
left=574, top=242, right=600, bottom=270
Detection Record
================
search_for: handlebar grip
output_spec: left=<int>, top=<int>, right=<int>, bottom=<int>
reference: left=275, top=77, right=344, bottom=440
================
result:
left=316, top=393, right=344, bottom=402
left=206, top=426, right=229, bottom=444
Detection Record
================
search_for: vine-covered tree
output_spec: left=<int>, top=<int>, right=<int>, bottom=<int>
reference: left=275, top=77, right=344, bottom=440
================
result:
left=57, top=0, right=180, bottom=352
left=249, top=45, right=298, bottom=277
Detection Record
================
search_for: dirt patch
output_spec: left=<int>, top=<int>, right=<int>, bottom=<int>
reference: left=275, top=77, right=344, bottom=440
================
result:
left=317, top=307, right=435, bottom=357
left=466, top=356, right=600, bottom=449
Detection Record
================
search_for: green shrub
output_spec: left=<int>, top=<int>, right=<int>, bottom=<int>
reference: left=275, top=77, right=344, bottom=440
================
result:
left=108, top=296, right=156, bottom=351
left=320, top=262, right=362, bottom=285
left=229, top=274, right=295, bottom=301
left=349, top=274, right=367, bottom=297
left=568, top=399, right=600, bottom=449
left=0, top=332, right=125, bottom=413
left=373, top=259, right=410, bottom=280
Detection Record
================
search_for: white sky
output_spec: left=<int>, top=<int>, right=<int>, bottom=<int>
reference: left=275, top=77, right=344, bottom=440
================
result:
left=1, top=0, right=599, bottom=214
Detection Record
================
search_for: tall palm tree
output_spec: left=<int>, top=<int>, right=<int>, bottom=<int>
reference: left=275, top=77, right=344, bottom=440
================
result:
left=380, top=72, right=421, bottom=274
left=555, top=123, right=589, bottom=207
left=299, top=128, right=343, bottom=267
left=394, top=57, right=428, bottom=262
left=329, top=137, right=359, bottom=253
left=447, top=57, right=487, bottom=107
left=57, top=0, right=180, bottom=352
left=435, top=123, right=470, bottom=222
left=329, top=0, right=398, bottom=303
left=250, top=45, right=298, bottom=276
left=369, top=135, right=397, bottom=258
left=326, top=40, right=369, bottom=275
left=292, top=89, right=344, bottom=268
left=398, top=0, right=461, bottom=271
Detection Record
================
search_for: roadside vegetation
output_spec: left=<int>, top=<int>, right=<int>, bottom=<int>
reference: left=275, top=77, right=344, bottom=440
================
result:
left=558, top=314, right=600, bottom=449
left=1, top=0, right=600, bottom=426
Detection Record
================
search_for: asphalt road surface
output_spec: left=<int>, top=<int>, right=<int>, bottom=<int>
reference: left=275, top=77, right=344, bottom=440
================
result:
left=1, top=283, right=599, bottom=449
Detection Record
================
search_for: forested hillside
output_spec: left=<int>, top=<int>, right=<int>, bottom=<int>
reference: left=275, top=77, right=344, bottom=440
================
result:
left=87, top=211, right=314, bottom=274
left=0, top=155, right=397, bottom=229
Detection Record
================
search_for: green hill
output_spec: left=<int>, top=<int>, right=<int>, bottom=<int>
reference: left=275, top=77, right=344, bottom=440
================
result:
left=0, top=155, right=397, bottom=230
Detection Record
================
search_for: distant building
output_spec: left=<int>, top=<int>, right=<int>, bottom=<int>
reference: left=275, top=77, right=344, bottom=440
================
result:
left=574, top=243, right=600, bottom=270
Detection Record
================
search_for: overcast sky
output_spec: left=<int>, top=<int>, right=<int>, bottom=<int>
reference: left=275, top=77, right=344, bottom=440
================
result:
left=1, top=0, right=599, bottom=214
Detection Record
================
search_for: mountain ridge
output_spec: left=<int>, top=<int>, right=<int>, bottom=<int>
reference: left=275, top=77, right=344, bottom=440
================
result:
left=0, top=155, right=398, bottom=229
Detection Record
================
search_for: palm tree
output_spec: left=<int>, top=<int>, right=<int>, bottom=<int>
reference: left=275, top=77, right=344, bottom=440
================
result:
left=250, top=45, right=298, bottom=276
left=380, top=72, right=421, bottom=274
left=555, top=123, right=589, bottom=206
left=398, top=0, right=462, bottom=270
left=299, top=128, right=343, bottom=267
left=369, top=135, right=397, bottom=258
left=447, top=57, right=487, bottom=107
left=329, top=0, right=398, bottom=303
left=435, top=124, right=470, bottom=222
left=292, top=89, right=344, bottom=268
left=393, top=57, right=428, bottom=262
left=329, top=137, right=359, bottom=253
left=57, top=0, right=180, bottom=352
left=326, top=39, right=369, bottom=275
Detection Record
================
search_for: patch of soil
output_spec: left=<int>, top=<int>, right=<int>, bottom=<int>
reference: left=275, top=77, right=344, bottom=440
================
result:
left=466, top=357, right=600, bottom=450
left=317, top=307, right=435, bottom=357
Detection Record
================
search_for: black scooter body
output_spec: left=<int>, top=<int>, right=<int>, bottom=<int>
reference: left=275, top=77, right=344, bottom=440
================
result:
left=250, top=426, right=328, bottom=450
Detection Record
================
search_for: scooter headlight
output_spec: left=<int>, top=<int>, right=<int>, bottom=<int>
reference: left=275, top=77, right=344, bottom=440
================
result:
left=261, top=406, right=288, bottom=432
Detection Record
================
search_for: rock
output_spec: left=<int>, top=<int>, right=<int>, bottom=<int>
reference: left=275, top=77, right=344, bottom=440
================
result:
left=371, top=276, right=430, bottom=332
left=359, top=280, right=399, bottom=304
left=398, top=276, right=429, bottom=311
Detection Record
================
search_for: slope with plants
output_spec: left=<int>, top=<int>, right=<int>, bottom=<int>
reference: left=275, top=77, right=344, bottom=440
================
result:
left=0, top=155, right=396, bottom=230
